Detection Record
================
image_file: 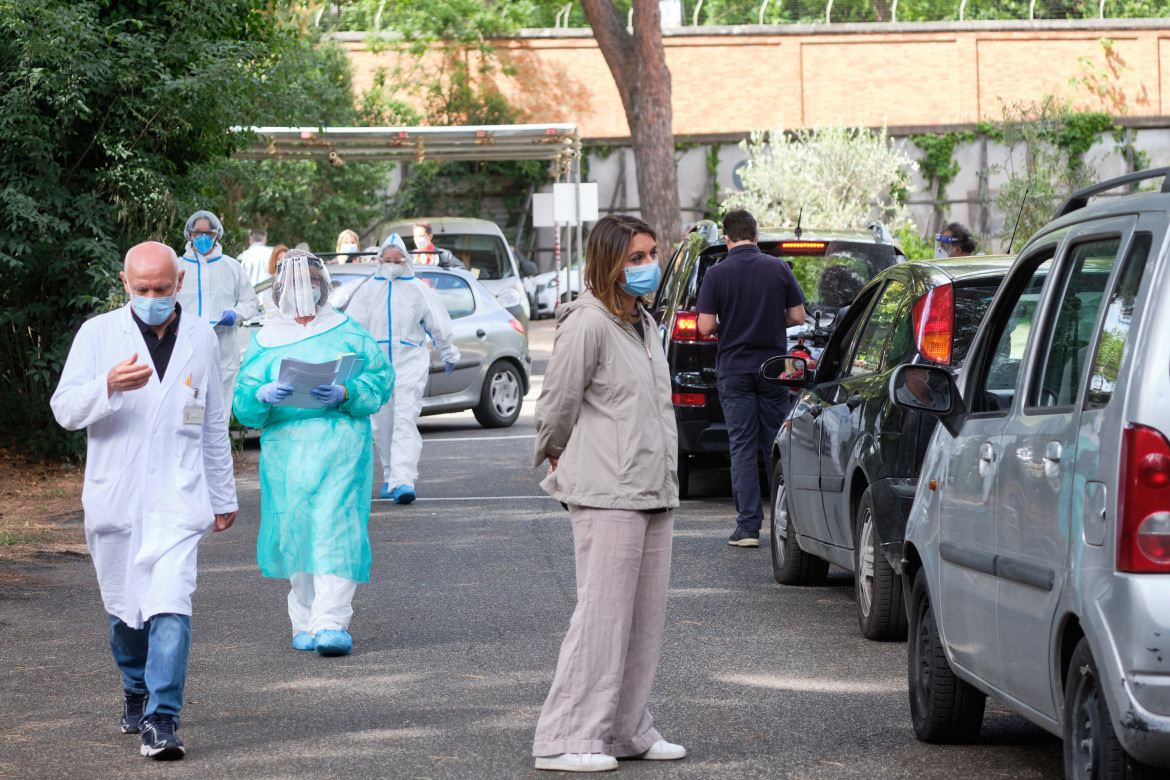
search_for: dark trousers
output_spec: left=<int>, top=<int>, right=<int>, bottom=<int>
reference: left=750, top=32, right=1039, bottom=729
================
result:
left=717, top=373, right=793, bottom=533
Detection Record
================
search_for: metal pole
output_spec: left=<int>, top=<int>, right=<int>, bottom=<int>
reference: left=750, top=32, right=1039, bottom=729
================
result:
left=758, top=0, right=771, bottom=24
left=693, top=0, right=703, bottom=25
left=825, top=0, right=834, bottom=24
left=891, top=0, right=898, bottom=22
left=575, top=143, right=584, bottom=304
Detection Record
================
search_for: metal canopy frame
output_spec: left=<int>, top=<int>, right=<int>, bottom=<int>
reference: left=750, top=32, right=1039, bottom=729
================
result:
left=231, top=123, right=585, bottom=302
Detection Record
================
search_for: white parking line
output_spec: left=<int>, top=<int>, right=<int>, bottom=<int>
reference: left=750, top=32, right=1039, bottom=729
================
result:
left=373, top=495, right=553, bottom=502
left=425, top=434, right=536, bottom=442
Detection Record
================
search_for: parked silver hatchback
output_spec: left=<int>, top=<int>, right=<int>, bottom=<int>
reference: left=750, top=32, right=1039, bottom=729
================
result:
left=891, top=168, right=1170, bottom=777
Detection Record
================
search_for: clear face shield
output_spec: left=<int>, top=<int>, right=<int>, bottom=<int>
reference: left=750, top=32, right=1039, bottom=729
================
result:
left=272, top=249, right=331, bottom=318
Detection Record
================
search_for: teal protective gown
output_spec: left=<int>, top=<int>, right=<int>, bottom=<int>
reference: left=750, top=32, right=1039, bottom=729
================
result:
left=234, top=315, right=393, bottom=583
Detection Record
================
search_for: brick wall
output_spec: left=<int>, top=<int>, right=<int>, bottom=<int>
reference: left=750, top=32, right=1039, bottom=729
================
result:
left=337, top=20, right=1170, bottom=140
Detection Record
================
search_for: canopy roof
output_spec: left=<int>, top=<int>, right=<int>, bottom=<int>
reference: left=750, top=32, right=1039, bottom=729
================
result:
left=231, top=123, right=580, bottom=168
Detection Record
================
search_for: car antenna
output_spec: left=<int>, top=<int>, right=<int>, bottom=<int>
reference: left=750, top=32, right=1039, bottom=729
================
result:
left=1007, top=186, right=1029, bottom=253
left=794, top=206, right=803, bottom=240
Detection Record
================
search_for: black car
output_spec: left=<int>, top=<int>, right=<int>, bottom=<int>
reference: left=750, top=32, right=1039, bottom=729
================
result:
left=763, top=255, right=1015, bottom=640
left=651, top=220, right=905, bottom=497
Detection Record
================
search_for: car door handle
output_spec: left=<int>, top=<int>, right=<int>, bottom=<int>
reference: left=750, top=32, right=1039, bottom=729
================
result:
left=809, top=405, right=822, bottom=419
left=979, top=442, right=995, bottom=463
left=476, top=329, right=486, bottom=339
left=1044, top=441, right=1062, bottom=462
left=846, top=394, right=862, bottom=410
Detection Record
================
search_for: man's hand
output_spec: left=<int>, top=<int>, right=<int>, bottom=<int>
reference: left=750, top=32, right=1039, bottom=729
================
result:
left=697, top=313, right=718, bottom=337
left=212, top=511, right=237, bottom=532
left=107, top=353, right=152, bottom=397
left=547, top=455, right=559, bottom=475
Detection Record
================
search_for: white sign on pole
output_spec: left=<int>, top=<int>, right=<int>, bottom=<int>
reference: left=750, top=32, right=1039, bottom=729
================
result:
left=552, top=182, right=600, bottom=226
left=531, top=193, right=557, bottom=228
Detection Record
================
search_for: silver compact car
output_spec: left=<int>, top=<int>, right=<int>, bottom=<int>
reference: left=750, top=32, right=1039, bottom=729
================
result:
left=891, top=168, right=1170, bottom=776
left=258, top=263, right=531, bottom=428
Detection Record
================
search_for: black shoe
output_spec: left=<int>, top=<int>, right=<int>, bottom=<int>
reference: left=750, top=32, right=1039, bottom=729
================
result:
left=139, top=714, right=185, bottom=760
left=120, top=690, right=148, bottom=734
left=728, top=528, right=760, bottom=547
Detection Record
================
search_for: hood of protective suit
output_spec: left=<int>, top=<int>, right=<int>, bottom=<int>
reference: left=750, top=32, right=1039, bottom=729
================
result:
left=272, top=249, right=332, bottom=319
left=378, top=233, right=414, bottom=279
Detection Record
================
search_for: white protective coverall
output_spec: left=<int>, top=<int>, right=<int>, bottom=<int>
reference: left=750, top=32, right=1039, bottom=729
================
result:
left=50, top=305, right=238, bottom=629
left=346, top=234, right=460, bottom=490
left=176, top=242, right=260, bottom=404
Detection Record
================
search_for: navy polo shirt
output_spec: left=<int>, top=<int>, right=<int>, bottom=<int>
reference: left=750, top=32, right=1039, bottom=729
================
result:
left=696, top=243, right=806, bottom=377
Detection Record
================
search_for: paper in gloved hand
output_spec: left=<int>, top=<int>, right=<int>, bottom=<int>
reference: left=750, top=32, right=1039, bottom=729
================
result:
left=275, top=354, right=364, bottom=408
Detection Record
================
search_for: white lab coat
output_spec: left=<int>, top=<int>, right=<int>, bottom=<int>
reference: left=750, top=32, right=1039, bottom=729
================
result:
left=50, top=305, right=238, bottom=629
left=176, top=243, right=260, bottom=404
left=347, top=260, right=460, bottom=487
left=237, top=242, right=273, bottom=286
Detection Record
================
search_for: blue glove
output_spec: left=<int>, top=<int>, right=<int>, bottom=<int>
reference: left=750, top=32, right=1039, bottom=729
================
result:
left=310, top=383, right=346, bottom=406
left=257, top=382, right=294, bottom=405
left=444, top=361, right=456, bottom=375
left=218, top=310, right=237, bottom=327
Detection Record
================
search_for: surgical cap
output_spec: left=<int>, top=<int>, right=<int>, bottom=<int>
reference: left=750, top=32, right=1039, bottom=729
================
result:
left=184, top=210, right=224, bottom=240
left=272, top=249, right=331, bottom=319
left=379, top=233, right=413, bottom=273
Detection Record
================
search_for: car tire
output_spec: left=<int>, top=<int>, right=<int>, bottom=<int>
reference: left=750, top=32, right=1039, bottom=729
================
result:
left=677, top=453, right=690, bottom=499
left=472, top=360, right=523, bottom=428
left=908, top=567, right=986, bottom=744
left=1063, top=637, right=1158, bottom=779
left=770, top=464, right=829, bottom=586
left=854, top=486, right=908, bottom=641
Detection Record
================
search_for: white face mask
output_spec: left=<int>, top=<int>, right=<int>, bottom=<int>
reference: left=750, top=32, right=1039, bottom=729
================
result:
left=935, top=244, right=951, bottom=259
left=385, top=262, right=406, bottom=279
left=339, top=242, right=359, bottom=253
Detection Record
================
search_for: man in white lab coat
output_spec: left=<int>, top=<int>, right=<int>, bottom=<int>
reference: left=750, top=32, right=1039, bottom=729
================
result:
left=176, top=210, right=260, bottom=404
left=51, top=241, right=238, bottom=761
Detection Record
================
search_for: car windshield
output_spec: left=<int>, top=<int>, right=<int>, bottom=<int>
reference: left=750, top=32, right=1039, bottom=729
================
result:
left=430, top=233, right=514, bottom=281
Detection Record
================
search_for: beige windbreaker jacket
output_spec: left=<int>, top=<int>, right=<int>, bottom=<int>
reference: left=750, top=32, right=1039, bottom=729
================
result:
left=534, top=290, right=679, bottom=510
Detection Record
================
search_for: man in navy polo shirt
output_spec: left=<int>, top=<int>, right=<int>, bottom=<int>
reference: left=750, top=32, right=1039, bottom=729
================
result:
left=697, top=210, right=807, bottom=547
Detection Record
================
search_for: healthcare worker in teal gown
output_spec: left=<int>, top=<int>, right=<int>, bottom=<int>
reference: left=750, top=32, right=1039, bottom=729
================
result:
left=233, top=250, right=393, bottom=657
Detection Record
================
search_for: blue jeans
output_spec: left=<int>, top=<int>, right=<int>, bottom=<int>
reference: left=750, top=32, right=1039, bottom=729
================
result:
left=108, top=614, right=191, bottom=725
left=717, top=373, right=793, bottom=534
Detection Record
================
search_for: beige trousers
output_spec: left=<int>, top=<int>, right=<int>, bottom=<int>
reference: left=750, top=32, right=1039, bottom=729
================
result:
left=533, top=506, right=674, bottom=757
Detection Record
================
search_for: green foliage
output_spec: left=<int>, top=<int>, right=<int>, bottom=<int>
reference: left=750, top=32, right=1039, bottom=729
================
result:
left=894, top=223, right=935, bottom=262
left=0, top=0, right=302, bottom=459
left=910, top=131, right=976, bottom=202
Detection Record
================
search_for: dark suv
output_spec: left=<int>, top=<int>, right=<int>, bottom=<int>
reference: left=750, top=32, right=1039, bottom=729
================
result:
left=651, top=220, right=904, bottom=496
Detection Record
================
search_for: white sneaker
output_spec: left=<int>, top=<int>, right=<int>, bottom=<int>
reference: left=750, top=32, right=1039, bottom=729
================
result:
left=534, top=753, right=619, bottom=772
left=633, top=738, right=687, bottom=760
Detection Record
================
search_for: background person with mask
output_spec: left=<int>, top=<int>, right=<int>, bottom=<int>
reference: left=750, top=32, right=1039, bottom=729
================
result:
left=935, top=222, right=977, bottom=258
left=233, top=250, right=392, bottom=657
left=51, top=241, right=238, bottom=761
left=334, top=229, right=361, bottom=264
left=411, top=220, right=456, bottom=268
left=347, top=233, right=460, bottom=504
left=177, top=210, right=260, bottom=404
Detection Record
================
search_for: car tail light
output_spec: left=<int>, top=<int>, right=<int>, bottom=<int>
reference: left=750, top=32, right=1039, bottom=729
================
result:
left=911, top=284, right=954, bottom=365
left=1118, top=424, right=1170, bottom=573
left=671, top=311, right=716, bottom=342
left=672, top=393, right=705, bottom=406
left=779, top=241, right=826, bottom=255
left=508, top=318, right=525, bottom=335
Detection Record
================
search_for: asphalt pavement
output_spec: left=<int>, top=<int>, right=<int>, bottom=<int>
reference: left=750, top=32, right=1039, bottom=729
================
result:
left=0, top=318, right=1062, bottom=779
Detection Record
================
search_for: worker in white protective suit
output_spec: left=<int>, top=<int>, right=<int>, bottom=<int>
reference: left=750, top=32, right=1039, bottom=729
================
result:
left=347, top=233, right=460, bottom=504
left=50, top=241, right=238, bottom=761
left=175, top=210, right=260, bottom=404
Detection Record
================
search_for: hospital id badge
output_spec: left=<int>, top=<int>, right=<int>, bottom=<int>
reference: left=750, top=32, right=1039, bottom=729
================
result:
left=183, top=386, right=205, bottom=425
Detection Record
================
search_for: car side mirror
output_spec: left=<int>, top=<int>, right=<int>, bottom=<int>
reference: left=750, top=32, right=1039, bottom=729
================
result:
left=760, top=355, right=813, bottom=387
left=889, top=364, right=966, bottom=435
left=519, top=259, right=537, bottom=276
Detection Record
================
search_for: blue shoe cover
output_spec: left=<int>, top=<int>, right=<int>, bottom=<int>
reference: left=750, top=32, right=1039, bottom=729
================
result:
left=292, top=632, right=314, bottom=651
left=315, top=629, right=353, bottom=656
left=392, top=484, right=416, bottom=504
left=379, top=482, right=391, bottom=499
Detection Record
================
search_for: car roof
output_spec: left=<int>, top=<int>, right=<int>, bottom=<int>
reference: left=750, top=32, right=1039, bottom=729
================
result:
left=328, top=261, right=498, bottom=296
left=909, top=255, right=1018, bottom=281
left=1024, top=189, right=1170, bottom=250
left=384, top=217, right=506, bottom=237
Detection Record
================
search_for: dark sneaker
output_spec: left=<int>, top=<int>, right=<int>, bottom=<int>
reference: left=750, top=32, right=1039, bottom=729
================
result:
left=728, top=528, right=760, bottom=547
left=139, top=714, right=185, bottom=760
left=120, top=690, right=148, bottom=734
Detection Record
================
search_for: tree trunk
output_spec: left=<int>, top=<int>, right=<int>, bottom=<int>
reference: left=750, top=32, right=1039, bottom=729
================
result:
left=873, top=0, right=892, bottom=22
left=580, top=0, right=681, bottom=253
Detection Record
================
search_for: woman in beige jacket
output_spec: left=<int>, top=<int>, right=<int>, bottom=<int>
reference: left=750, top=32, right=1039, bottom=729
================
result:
left=531, top=214, right=684, bottom=773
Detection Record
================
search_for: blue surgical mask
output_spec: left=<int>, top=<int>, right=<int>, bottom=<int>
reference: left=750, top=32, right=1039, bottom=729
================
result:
left=620, top=262, right=660, bottom=296
left=132, top=294, right=175, bottom=326
left=192, top=234, right=215, bottom=255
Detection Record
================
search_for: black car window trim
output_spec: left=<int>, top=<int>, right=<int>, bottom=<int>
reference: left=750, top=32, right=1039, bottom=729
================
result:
left=1022, top=231, right=1125, bottom=415
left=961, top=241, right=1061, bottom=417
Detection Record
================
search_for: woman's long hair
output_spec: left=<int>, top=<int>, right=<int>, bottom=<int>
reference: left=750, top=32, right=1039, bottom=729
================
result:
left=268, top=244, right=289, bottom=276
left=584, top=214, right=657, bottom=321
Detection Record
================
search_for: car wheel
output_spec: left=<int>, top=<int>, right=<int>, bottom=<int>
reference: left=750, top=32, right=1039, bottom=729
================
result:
left=770, top=464, right=829, bottom=586
left=908, top=568, right=985, bottom=744
left=677, top=453, right=690, bottom=499
left=854, top=486, right=908, bottom=641
left=1063, top=637, right=1158, bottom=779
left=472, top=360, right=523, bottom=428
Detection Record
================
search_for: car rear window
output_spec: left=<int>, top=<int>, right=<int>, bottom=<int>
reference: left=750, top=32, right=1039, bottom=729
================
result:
left=952, top=282, right=1001, bottom=366
left=417, top=271, right=476, bottom=318
left=430, top=233, right=514, bottom=281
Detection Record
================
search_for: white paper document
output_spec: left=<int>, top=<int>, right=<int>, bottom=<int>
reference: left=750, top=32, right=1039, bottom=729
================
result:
left=276, top=355, right=365, bottom=409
